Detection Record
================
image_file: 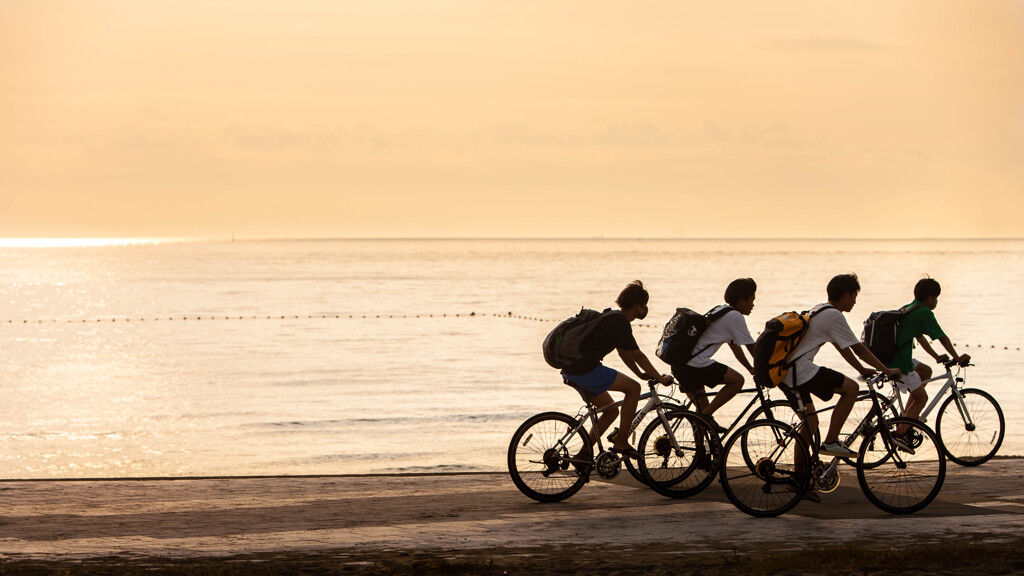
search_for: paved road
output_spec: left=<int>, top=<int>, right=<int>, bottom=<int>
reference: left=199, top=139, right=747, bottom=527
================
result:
left=1, top=458, right=1021, bottom=559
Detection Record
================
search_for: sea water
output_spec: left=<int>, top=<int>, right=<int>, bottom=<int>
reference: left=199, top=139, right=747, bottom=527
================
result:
left=1, top=238, right=1021, bottom=478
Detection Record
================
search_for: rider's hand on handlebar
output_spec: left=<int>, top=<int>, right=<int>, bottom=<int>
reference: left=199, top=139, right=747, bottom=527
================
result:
left=883, top=367, right=902, bottom=380
left=858, top=367, right=875, bottom=379
left=935, top=354, right=950, bottom=364
left=655, top=373, right=674, bottom=386
left=958, top=353, right=972, bottom=366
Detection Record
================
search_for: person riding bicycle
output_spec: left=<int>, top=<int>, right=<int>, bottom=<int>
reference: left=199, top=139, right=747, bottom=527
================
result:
left=780, top=274, right=901, bottom=500
left=560, top=280, right=673, bottom=460
left=888, top=278, right=971, bottom=438
left=672, top=277, right=757, bottom=435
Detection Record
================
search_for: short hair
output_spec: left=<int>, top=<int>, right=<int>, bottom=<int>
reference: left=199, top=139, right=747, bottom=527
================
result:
left=914, top=278, right=941, bottom=301
left=616, top=280, right=649, bottom=309
left=827, top=273, right=860, bottom=301
left=724, top=278, right=757, bottom=306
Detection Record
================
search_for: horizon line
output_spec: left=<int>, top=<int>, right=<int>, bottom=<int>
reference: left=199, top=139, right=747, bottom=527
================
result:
left=2, top=235, right=1023, bottom=248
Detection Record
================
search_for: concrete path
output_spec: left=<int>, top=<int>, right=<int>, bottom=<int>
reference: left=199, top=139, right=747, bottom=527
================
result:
left=1, top=458, right=1022, bottom=559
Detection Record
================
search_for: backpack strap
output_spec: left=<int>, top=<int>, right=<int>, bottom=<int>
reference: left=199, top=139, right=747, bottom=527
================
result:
left=786, top=304, right=837, bottom=368
left=691, top=305, right=734, bottom=359
left=899, top=302, right=924, bottom=315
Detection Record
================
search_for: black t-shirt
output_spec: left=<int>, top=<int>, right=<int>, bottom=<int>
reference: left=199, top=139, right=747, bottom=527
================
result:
left=563, top=310, right=640, bottom=375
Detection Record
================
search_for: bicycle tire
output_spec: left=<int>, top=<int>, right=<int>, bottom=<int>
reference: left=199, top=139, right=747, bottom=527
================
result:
left=935, top=388, right=1004, bottom=466
left=507, top=411, right=592, bottom=503
left=624, top=401, right=682, bottom=485
left=856, top=417, right=945, bottom=514
left=719, top=419, right=811, bottom=517
left=637, top=410, right=719, bottom=499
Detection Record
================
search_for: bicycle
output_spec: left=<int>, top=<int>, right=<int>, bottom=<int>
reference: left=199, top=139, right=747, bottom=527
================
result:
left=891, top=360, right=1003, bottom=466
left=635, top=379, right=805, bottom=499
left=718, top=372, right=946, bottom=517
left=507, top=378, right=680, bottom=502
left=836, top=359, right=1002, bottom=467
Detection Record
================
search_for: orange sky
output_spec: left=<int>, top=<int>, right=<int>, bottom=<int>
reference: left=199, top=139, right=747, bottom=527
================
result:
left=2, top=0, right=1022, bottom=239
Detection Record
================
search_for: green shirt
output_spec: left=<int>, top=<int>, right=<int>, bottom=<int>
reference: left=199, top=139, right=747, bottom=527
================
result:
left=889, top=300, right=946, bottom=374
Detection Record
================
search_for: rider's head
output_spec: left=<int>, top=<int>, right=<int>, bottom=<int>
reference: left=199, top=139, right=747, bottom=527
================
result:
left=617, top=280, right=649, bottom=320
left=914, top=277, right=941, bottom=309
left=827, top=273, right=860, bottom=311
left=724, top=278, right=757, bottom=315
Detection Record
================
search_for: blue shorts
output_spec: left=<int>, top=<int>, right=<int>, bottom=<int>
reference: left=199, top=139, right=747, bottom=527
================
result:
left=562, top=365, right=619, bottom=395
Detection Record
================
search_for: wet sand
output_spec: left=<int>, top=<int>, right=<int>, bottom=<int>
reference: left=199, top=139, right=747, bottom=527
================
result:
left=1, top=458, right=1023, bottom=574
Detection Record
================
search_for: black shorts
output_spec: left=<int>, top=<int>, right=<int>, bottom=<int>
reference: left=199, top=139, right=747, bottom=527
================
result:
left=781, top=366, right=846, bottom=406
left=672, top=361, right=729, bottom=395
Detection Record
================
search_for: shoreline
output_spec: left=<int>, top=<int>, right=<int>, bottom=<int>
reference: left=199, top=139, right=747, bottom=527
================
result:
left=4, top=452, right=1023, bottom=482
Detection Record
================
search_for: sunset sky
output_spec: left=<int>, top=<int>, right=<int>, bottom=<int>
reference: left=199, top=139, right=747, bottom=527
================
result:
left=2, top=0, right=1022, bottom=239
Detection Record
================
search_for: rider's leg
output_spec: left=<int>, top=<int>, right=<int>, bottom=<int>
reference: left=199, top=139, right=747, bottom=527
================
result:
left=605, top=372, right=641, bottom=451
left=823, top=377, right=859, bottom=444
left=702, top=367, right=744, bottom=416
left=899, top=365, right=929, bottom=434
left=587, top=391, right=618, bottom=445
left=795, top=399, right=818, bottom=475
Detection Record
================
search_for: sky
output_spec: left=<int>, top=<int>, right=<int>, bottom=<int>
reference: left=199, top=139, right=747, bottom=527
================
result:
left=2, top=0, right=1023, bottom=239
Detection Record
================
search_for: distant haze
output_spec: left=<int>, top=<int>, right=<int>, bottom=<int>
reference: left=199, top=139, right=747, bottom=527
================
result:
left=2, top=0, right=1022, bottom=239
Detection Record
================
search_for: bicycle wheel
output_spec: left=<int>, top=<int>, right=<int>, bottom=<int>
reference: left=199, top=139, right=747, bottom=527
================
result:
left=637, top=410, right=719, bottom=499
left=507, top=412, right=592, bottom=503
left=744, top=399, right=817, bottom=469
left=856, top=418, right=945, bottom=514
left=746, top=399, right=803, bottom=429
left=719, top=419, right=810, bottom=517
left=935, top=389, right=1004, bottom=467
left=624, top=401, right=682, bottom=485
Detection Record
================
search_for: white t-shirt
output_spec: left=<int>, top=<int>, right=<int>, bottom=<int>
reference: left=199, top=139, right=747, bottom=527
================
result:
left=781, top=304, right=859, bottom=387
left=687, top=305, right=755, bottom=368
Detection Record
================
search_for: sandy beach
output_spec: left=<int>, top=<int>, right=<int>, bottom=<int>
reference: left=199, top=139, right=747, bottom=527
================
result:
left=1, top=458, right=1023, bottom=574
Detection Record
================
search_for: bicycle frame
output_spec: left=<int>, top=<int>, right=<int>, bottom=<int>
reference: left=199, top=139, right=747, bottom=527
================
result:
left=560, top=380, right=680, bottom=466
left=679, top=381, right=782, bottom=434
left=787, top=373, right=906, bottom=479
left=890, top=361, right=969, bottom=425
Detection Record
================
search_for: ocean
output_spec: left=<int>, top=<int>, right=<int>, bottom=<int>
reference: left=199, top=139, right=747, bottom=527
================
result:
left=1, top=238, right=1020, bottom=478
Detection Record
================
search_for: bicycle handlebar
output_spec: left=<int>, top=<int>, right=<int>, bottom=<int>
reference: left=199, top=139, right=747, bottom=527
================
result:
left=647, top=376, right=675, bottom=387
left=943, top=358, right=973, bottom=369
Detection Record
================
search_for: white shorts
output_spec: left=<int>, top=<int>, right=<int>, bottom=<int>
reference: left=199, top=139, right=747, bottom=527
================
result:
left=896, top=359, right=924, bottom=393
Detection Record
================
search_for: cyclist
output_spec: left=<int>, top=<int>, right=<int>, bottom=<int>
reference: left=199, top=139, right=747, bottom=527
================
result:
left=888, top=278, right=971, bottom=438
left=560, top=280, right=673, bottom=460
left=780, top=274, right=901, bottom=498
left=672, top=277, right=757, bottom=435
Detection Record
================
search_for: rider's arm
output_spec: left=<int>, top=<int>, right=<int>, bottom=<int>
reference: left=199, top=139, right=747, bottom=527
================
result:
left=619, top=349, right=671, bottom=383
left=916, top=336, right=944, bottom=362
left=837, top=343, right=873, bottom=377
left=845, top=342, right=902, bottom=378
left=617, top=348, right=647, bottom=379
left=729, top=343, right=754, bottom=375
left=936, top=335, right=970, bottom=364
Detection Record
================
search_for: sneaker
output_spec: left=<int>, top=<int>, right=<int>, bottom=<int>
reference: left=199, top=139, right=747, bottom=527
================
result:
left=890, top=433, right=916, bottom=455
left=703, top=414, right=728, bottom=436
left=819, top=441, right=857, bottom=458
left=786, top=480, right=822, bottom=503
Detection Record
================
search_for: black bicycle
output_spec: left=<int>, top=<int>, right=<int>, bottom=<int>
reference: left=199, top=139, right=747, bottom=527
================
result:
left=718, top=372, right=946, bottom=517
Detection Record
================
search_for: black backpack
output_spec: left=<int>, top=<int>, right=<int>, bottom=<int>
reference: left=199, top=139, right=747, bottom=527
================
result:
left=655, top=306, right=733, bottom=366
left=542, top=308, right=613, bottom=369
left=862, top=303, right=923, bottom=364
